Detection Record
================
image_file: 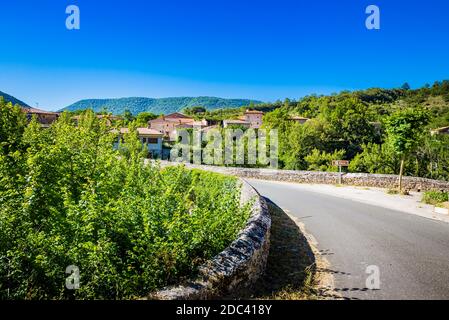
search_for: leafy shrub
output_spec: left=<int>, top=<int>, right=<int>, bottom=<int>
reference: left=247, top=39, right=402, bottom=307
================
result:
left=304, top=149, right=346, bottom=172
left=0, top=105, right=250, bottom=300
left=422, top=190, right=449, bottom=205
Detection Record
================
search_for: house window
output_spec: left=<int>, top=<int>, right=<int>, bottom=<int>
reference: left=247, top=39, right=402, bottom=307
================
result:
left=148, top=138, right=159, bottom=144
left=142, top=138, right=147, bottom=144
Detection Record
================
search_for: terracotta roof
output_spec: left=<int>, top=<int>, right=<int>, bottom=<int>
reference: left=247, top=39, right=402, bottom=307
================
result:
left=22, top=107, right=59, bottom=115
left=72, top=115, right=123, bottom=120
left=149, top=117, right=194, bottom=124
left=224, top=119, right=251, bottom=124
left=164, top=112, right=192, bottom=119
left=245, top=110, right=264, bottom=115
left=113, top=128, right=164, bottom=136
left=289, top=116, right=309, bottom=121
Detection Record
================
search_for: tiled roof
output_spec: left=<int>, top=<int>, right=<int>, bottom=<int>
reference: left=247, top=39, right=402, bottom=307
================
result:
left=164, top=112, right=192, bottom=119
left=290, top=116, right=309, bottom=121
left=245, top=110, right=264, bottom=115
left=224, top=119, right=251, bottom=124
left=73, top=115, right=123, bottom=120
left=113, top=128, right=164, bottom=136
left=149, top=117, right=195, bottom=124
left=22, top=107, right=59, bottom=115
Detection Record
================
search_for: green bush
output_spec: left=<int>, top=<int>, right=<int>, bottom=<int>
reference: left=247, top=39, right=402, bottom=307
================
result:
left=422, top=190, right=449, bottom=205
left=304, top=149, right=346, bottom=172
left=0, top=105, right=250, bottom=300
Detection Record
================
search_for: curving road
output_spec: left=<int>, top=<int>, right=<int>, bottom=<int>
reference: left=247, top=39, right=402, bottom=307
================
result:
left=248, top=179, right=449, bottom=300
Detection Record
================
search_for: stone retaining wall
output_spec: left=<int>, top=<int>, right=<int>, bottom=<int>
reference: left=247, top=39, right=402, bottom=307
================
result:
left=157, top=162, right=449, bottom=192
left=148, top=178, right=271, bottom=300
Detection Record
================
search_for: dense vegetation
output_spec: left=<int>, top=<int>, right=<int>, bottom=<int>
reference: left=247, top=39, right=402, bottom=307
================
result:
left=180, top=82, right=449, bottom=183
left=62, top=96, right=262, bottom=115
left=258, top=82, right=449, bottom=182
left=0, top=100, right=250, bottom=299
left=178, top=82, right=449, bottom=183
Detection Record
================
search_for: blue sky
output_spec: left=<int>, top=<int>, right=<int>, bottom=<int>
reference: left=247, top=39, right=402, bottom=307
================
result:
left=0, top=0, right=448, bottom=110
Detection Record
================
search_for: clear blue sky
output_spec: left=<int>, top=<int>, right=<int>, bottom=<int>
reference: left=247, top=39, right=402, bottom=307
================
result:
left=0, top=0, right=448, bottom=110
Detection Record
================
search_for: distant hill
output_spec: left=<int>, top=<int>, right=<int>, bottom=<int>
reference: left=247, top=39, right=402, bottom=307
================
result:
left=0, top=91, right=30, bottom=107
left=61, top=97, right=263, bottom=115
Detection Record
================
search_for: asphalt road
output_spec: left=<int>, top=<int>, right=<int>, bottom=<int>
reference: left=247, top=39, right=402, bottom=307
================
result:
left=248, top=179, right=449, bottom=300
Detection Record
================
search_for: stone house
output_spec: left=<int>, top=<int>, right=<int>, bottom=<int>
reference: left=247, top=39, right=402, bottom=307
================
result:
left=113, top=128, right=164, bottom=158
left=289, top=116, right=310, bottom=125
left=22, top=107, right=60, bottom=128
left=223, top=110, right=264, bottom=129
left=243, top=110, right=264, bottom=128
left=223, top=119, right=252, bottom=129
left=148, top=112, right=209, bottom=141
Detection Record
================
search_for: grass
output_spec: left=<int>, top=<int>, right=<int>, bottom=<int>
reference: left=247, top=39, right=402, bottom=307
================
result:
left=387, top=188, right=410, bottom=196
left=387, top=188, right=399, bottom=195
left=422, top=190, right=449, bottom=206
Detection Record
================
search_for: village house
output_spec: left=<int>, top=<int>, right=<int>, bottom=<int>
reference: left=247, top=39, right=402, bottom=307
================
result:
left=148, top=112, right=195, bottom=137
left=223, top=119, right=252, bottom=129
left=289, top=116, right=310, bottom=125
left=243, top=110, right=264, bottom=128
left=431, top=126, right=449, bottom=136
left=113, top=128, right=164, bottom=158
left=72, top=114, right=123, bottom=126
left=223, top=110, right=264, bottom=129
left=171, top=119, right=210, bottom=140
left=22, top=107, right=60, bottom=128
left=148, top=112, right=209, bottom=141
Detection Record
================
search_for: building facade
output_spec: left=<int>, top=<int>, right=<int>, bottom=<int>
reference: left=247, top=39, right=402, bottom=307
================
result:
left=148, top=112, right=209, bottom=141
left=114, top=128, right=164, bottom=158
left=22, top=107, right=60, bottom=128
left=223, top=110, right=264, bottom=129
left=243, top=110, right=264, bottom=128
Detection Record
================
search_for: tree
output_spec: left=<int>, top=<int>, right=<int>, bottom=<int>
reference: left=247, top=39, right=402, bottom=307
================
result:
left=136, top=112, right=157, bottom=126
left=305, top=149, right=346, bottom=172
left=401, top=82, right=411, bottom=91
left=183, top=106, right=207, bottom=116
left=122, top=109, right=134, bottom=123
left=349, top=143, right=399, bottom=174
left=385, top=108, right=430, bottom=192
left=0, top=98, right=27, bottom=154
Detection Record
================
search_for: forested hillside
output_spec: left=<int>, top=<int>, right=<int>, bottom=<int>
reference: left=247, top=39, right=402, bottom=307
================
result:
left=0, top=91, right=30, bottom=107
left=259, top=81, right=449, bottom=181
left=62, top=96, right=262, bottom=115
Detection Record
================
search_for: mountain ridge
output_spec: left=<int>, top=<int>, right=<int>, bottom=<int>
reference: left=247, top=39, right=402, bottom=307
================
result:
left=0, top=91, right=30, bottom=107
left=61, top=96, right=263, bottom=115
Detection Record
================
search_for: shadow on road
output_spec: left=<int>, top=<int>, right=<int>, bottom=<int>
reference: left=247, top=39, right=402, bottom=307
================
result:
left=243, top=198, right=318, bottom=299
left=241, top=198, right=366, bottom=300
